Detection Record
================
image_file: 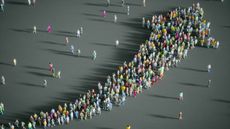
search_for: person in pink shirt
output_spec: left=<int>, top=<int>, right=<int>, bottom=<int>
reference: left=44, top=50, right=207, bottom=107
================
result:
left=47, top=24, right=52, bottom=33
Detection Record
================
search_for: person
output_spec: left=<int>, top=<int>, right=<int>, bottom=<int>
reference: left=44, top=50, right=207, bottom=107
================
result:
left=0, top=4, right=4, bottom=12
left=14, top=120, right=19, bottom=128
left=77, top=29, right=80, bottom=38
left=65, top=37, right=69, bottom=45
left=126, top=125, right=131, bottom=129
left=80, top=27, right=83, bottom=34
left=142, top=17, right=145, bottom=27
left=28, top=0, right=31, bottom=6
left=57, top=71, right=61, bottom=79
left=208, top=79, right=211, bottom=87
left=207, top=64, right=211, bottom=73
left=1, top=75, right=5, bottom=85
left=70, top=45, right=75, bottom=55
left=47, top=24, right=52, bottom=33
left=102, top=10, right=107, bottom=17
left=43, top=79, right=47, bottom=87
left=1, top=0, right=4, bottom=6
left=179, top=92, right=183, bottom=100
left=221, top=0, right=224, bottom=2
left=1, top=124, right=5, bottom=129
left=33, top=26, right=37, bottom=34
left=32, top=0, right=36, bottom=6
left=114, top=14, right=117, bottom=23
left=49, top=62, right=53, bottom=73
left=107, top=0, right=110, bottom=6
left=127, top=5, right=130, bottom=15
left=92, top=50, right=96, bottom=60
left=121, top=0, right=125, bottom=7
left=13, top=58, right=17, bottom=66
left=28, top=122, right=32, bottom=129
left=115, top=40, right=119, bottom=47
left=77, top=49, right=81, bottom=56
left=143, top=0, right=146, bottom=7
left=179, top=112, right=183, bottom=120
left=0, top=102, right=4, bottom=115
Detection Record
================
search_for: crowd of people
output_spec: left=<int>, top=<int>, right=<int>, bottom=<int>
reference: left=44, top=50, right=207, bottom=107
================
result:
left=0, top=1, right=220, bottom=129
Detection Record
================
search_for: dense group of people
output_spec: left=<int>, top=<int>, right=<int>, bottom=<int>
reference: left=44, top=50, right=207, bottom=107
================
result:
left=1, top=0, right=221, bottom=128
left=1, top=2, right=220, bottom=129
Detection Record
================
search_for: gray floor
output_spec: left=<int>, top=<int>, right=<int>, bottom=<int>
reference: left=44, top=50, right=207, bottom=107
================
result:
left=0, top=0, right=230, bottom=129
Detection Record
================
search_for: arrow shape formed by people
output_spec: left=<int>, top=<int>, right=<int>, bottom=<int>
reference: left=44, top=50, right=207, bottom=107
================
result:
left=3, top=3, right=219, bottom=129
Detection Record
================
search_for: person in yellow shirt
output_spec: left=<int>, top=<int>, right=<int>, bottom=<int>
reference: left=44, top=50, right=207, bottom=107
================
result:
left=126, top=125, right=131, bottom=129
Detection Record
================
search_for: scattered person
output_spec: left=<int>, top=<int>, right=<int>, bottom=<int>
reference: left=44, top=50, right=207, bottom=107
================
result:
left=114, top=14, right=117, bottom=23
left=13, top=58, right=17, bottom=66
left=1, top=0, right=4, bottom=6
left=32, top=0, right=36, bottom=7
left=143, top=0, right=146, bottom=7
left=107, top=0, right=110, bottom=6
left=43, top=79, right=47, bottom=87
left=208, top=79, right=211, bottom=87
left=28, top=0, right=31, bottom=6
left=70, top=45, right=75, bottom=55
left=115, top=40, right=119, bottom=47
left=207, top=64, right=211, bottom=73
left=92, top=50, right=97, bottom=60
left=49, top=62, right=53, bottom=73
left=47, top=24, right=52, bottom=33
left=77, top=49, right=81, bottom=56
left=0, top=102, right=4, bottom=115
left=127, top=5, right=130, bottom=15
left=179, top=112, right=183, bottom=120
left=76, top=29, right=80, bottom=38
left=1, top=75, right=5, bottom=85
left=57, top=70, right=61, bottom=79
left=33, top=26, right=37, bottom=34
left=80, top=26, right=83, bottom=34
left=65, top=37, right=69, bottom=45
left=101, top=10, right=107, bottom=17
left=0, top=4, right=4, bottom=12
left=121, top=0, right=125, bottom=7
left=179, top=92, right=183, bottom=100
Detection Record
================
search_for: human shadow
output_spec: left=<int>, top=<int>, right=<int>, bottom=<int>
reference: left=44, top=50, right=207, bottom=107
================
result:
left=6, top=1, right=27, bottom=6
left=212, top=98, right=230, bottom=104
left=83, top=13, right=100, bottom=17
left=149, top=113, right=178, bottom=120
left=45, top=48, right=75, bottom=57
left=40, top=40, right=65, bottom=46
left=91, top=42, right=114, bottom=47
left=10, top=28, right=32, bottom=33
left=27, top=71, right=51, bottom=78
left=18, top=82, right=43, bottom=88
left=96, top=127, right=114, bottom=129
left=179, top=82, right=207, bottom=88
left=176, top=66, right=207, bottom=73
left=23, top=65, right=48, bottom=71
left=84, top=2, right=106, bottom=7
left=149, top=94, right=178, bottom=100
left=45, top=48, right=91, bottom=59
left=105, top=10, right=126, bottom=15
left=0, top=62, right=12, bottom=67
left=126, top=2, right=141, bottom=7
left=222, top=25, right=230, bottom=29
left=87, top=18, right=113, bottom=24
left=53, top=31, right=76, bottom=37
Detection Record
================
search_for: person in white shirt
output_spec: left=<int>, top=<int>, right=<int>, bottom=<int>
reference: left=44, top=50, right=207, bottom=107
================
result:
left=179, top=92, right=183, bottom=100
left=115, top=40, right=119, bottom=47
